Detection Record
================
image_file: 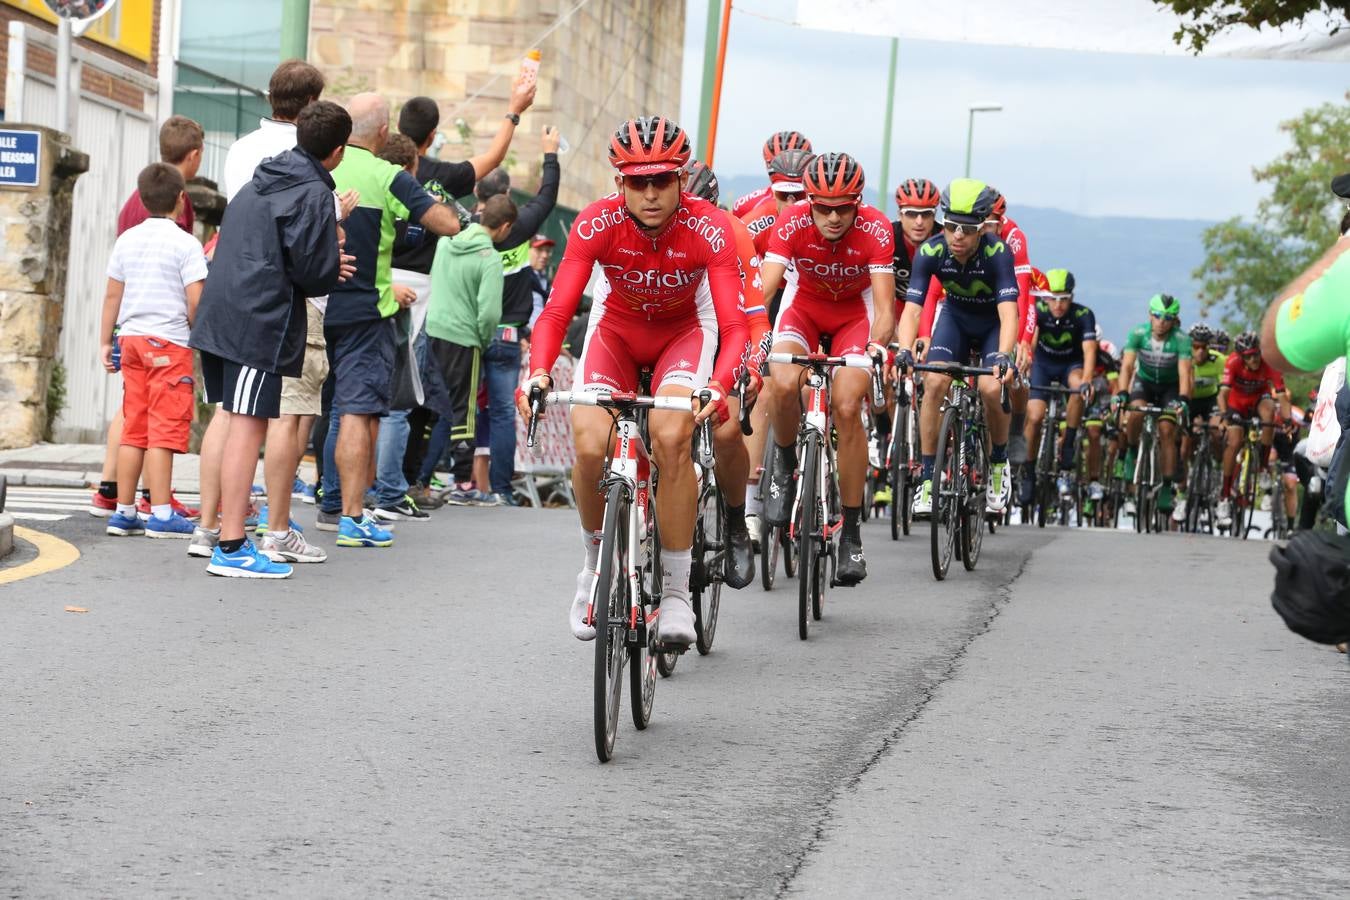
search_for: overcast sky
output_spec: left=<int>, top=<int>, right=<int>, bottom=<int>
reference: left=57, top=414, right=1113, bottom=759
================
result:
left=679, top=0, right=1348, bottom=220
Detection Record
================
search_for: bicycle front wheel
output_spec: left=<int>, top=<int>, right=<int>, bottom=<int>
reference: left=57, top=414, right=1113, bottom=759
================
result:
left=930, top=406, right=960, bottom=581
left=694, top=487, right=723, bottom=655
left=797, top=432, right=821, bottom=640
left=961, top=428, right=987, bottom=571
left=594, top=484, right=629, bottom=762
left=760, top=520, right=779, bottom=590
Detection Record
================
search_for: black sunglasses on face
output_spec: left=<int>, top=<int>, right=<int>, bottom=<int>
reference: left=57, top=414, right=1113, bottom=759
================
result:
left=624, top=172, right=680, bottom=191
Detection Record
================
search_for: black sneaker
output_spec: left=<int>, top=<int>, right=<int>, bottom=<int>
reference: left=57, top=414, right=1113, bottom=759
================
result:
left=835, top=536, right=867, bottom=586
left=374, top=496, right=430, bottom=522
left=762, top=448, right=797, bottom=527
left=1018, top=465, right=1036, bottom=507
left=724, top=516, right=754, bottom=589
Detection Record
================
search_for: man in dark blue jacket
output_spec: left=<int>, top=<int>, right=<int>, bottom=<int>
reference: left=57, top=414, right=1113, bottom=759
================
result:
left=191, top=100, right=353, bottom=579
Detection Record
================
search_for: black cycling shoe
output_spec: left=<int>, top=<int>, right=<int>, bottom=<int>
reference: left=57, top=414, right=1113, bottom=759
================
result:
left=762, top=449, right=797, bottom=527
left=724, top=517, right=754, bottom=589
left=834, top=536, right=867, bottom=586
left=1017, top=465, right=1036, bottom=507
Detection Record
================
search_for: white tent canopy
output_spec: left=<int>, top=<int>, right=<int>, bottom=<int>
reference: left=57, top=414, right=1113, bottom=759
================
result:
left=795, top=0, right=1349, bottom=61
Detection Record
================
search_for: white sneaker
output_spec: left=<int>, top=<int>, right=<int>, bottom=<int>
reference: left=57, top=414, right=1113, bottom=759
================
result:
left=1088, top=481, right=1105, bottom=500
left=261, top=529, right=328, bottom=563
left=1216, top=498, right=1232, bottom=527
left=912, top=479, right=933, bottom=517
left=571, top=569, right=596, bottom=641
left=657, top=594, right=697, bottom=645
left=746, top=513, right=762, bottom=549
left=1171, top=495, right=1187, bottom=523
left=986, top=461, right=1011, bottom=513
left=1123, top=499, right=1136, bottom=515
left=187, top=526, right=219, bottom=559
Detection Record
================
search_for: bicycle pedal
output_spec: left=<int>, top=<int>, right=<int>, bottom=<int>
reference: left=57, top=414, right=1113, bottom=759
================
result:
left=651, top=639, right=691, bottom=655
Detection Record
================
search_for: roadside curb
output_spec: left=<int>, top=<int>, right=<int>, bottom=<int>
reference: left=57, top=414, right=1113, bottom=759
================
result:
left=0, top=511, right=12, bottom=559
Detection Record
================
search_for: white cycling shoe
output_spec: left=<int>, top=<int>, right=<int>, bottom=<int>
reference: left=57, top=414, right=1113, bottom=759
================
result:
left=657, top=594, right=697, bottom=645
left=571, top=569, right=597, bottom=641
left=986, top=461, right=1012, bottom=513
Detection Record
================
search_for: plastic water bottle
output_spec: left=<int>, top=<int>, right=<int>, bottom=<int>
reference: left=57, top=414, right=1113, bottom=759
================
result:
left=519, top=49, right=541, bottom=88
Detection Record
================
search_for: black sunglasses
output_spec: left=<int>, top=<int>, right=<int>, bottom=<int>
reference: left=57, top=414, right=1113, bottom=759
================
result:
left=623, top=171, right=680, bottom=191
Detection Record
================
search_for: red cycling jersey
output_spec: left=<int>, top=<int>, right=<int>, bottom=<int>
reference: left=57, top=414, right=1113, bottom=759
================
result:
left=918, top=218, right=1034, bottom=342
left=741, top=196, right=780, bottom=257
left=1000, top=216, right=1037, bottom=343
left=764, top=200, right=893, bottom=301
left=723, top=210, right=770, bottom=348
left=529, top=192, right=748, bottom=391
left=1222, top=353, right=1286, bottom=415
left=731, top=184, right=772, bottom=219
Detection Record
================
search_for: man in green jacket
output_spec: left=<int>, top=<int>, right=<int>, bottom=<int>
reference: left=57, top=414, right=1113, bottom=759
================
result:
left=426, top=194, right=519, bottom=496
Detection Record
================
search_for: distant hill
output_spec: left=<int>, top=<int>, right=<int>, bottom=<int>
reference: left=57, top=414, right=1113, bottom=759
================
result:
left=718, top=175, right=1215, bottom=346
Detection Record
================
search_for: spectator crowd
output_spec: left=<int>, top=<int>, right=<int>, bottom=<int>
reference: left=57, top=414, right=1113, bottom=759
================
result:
left=94, top=59, right=565, bottom=578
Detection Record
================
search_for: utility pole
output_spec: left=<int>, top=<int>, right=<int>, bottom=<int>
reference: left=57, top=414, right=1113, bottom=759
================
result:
left=876, top=38, right=898, bottom=213
left=696, top=0, right=722, bottom=161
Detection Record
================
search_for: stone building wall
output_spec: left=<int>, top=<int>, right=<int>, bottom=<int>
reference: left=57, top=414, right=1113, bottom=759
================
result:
left=308, top=0, right=686, bottom=210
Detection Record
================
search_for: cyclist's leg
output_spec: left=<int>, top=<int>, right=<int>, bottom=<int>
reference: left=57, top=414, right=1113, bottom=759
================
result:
left=917, top=314, right=962, bottom=509
left=1157, top=386, right=1181, bottom=482
left=1062, top=366, right=1086, bottom=470
left=1256, top=395, right=1276, bottom=456
left=1220, top=414, right=1244, bottom=496
left=1085, top=422, right=1104, bottom=483
left=713, top=394, right=756, bottom=588
left=764, top=293, right=818, bottom=526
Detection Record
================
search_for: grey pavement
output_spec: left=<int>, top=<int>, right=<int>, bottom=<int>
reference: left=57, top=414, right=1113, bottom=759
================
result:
left=1, top=506, right=1346, bottom=897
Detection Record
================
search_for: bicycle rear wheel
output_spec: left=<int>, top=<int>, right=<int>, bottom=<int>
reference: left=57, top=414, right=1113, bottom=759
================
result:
left=693, top=486, right=723, bottom=655
left=594, top=484, right=628, bottom=762
left=797, top=432, right=821, bottom=640
left=759, top=520, right=779, bottom=590
left=649, top=524, right=678, bottom=678
left=930, top=406, right=960, bottom=581
left=891, top=401, right=911, bottom=540
left=816, top=444, right=838, bottom=621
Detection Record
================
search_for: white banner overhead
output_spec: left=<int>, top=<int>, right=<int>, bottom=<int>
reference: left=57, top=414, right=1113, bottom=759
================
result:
left=794, top=0, right=1350, bottom=61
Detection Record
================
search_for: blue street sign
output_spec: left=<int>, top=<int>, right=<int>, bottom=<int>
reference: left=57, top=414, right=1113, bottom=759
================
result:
left=0, top=131, right=41, bottom=187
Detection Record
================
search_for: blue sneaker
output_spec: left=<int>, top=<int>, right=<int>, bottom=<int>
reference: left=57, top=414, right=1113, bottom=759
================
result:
left=336, top=515, right=394, bottom=548
left=145, top=512, right=196, bottom=539
left=106, top=511, right=144, bottom=536
left=206, top=540, right=293, bottom=579
left=254, top=505, right=304, bottom=535
left=291, top=476, right=308, bottom=499
left=301, top=482, right=317, bottom=505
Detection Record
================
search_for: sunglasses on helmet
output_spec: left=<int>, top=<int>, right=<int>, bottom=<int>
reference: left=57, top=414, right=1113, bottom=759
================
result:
left=623, top=171, right=680, bottom=191
left=942, top=221, right=981, bottom=236
left=899, top=207, right=936, bottom=220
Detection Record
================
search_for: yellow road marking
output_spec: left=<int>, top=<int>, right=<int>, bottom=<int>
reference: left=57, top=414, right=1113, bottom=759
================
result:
left=0, top=525, right=81, bottom=586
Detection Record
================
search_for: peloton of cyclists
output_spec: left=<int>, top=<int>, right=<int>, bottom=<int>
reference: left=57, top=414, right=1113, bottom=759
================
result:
left=1215, top=331, right=1291, bottom=528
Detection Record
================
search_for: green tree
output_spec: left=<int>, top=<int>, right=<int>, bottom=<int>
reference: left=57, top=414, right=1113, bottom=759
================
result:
left=1154, top=1, right=1347, bottom=53
left=1194, top=92, right=1350, bottom=332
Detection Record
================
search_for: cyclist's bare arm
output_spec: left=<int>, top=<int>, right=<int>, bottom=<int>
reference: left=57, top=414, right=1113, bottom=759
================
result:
left=1261, top=236, right=1350, bottom=372
left=869, top=271, right=896, bottom=345
left=997, top=301, right=1018, bottom=356
left=1178, top=357, right=1194, bottom=400
left=1217, top=385, right=1230, bottom=417
left=896, top=302, right=922, bottom=351
left=1117, top=350, right=1137, bottom=396
left=760, top=260, right=787, bottom=302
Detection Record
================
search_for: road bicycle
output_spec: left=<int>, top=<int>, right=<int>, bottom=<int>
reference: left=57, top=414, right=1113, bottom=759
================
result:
left=1182, top=420, right=1222, bottom=534
left=756, top=424, right=797, bottom=591
left=1126, top=404, right=1188, bottom=534
left=912, top=361, right=1009, bottom=581
left=1229, top=416, right=1277, bottom=541
left=887, top=366, right=922, bottom=540
left=768, top=350, right=884, bottom=640
left=1028, top=382, right=1080, bottom=528
left=527, top=387, right=707, bottom=762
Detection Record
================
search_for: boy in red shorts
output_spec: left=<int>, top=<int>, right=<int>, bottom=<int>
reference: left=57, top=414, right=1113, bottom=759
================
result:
left=99, top=162, right=209, bottom=538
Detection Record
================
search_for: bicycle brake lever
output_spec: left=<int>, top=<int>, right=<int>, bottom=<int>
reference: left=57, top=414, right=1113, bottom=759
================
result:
left=999, top=365, right=1011, bottom=414
left=737, top=370, right=753, bottom=436
left=526, top=386, right=544, bottom=450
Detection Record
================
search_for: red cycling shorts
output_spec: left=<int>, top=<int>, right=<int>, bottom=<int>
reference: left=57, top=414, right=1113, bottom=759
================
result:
left=1226, top=391, right=1269, bottom=420
left=772, top=287, right=874, bottom=357
left=574, top=312, right=715, bottom=394
left=118, top=334, right=196, bottom=453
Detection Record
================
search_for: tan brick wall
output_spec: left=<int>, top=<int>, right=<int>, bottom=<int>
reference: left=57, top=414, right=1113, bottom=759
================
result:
left=309, top=0, right=686, bottom=210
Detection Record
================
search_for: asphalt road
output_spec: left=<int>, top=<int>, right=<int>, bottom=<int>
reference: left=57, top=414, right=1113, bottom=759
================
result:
left=2, top=505, right=1346, bottom=897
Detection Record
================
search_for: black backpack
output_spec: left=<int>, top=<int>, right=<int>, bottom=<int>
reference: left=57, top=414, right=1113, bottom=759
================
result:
left=1270, top=530, right=1350, bottom=645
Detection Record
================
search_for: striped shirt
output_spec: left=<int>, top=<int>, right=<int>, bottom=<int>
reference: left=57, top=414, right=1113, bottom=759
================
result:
left=106, top=217, right=208, bottom=346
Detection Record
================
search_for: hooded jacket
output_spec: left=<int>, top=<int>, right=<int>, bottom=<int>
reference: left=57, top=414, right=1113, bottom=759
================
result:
left=425, top=223, right=504, bottom=350
left=190, top=148, right=340, bottom=376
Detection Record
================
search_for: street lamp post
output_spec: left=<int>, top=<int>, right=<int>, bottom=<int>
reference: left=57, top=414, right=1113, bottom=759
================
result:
left=964, top=103, right=1002, bottom=178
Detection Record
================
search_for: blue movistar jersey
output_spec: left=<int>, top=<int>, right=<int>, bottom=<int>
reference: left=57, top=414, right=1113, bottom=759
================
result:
left=904, top=232, right=1019, bottom=315
left=1033, top=301, right=1098, bottom=361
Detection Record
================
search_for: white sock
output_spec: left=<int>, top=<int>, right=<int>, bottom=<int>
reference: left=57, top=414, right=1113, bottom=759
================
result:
left=270, top=529, right=291, bottom=541
left=581, top=526, right=602, bottom=572
left=661, top=549, right=692, bottom=601
left=116, top=503, right=137, bottom=518
left=745, top=491, right=763, bottom=517
left=151, top=503, right=172, bottom=521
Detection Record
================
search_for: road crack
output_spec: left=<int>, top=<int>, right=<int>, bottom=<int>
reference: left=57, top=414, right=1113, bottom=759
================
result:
left=773, top=540, right=1041, bottom=897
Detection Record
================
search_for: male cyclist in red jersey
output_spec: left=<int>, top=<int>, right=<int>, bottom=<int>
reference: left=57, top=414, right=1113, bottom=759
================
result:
left=519, top=117, right=749, bottom=646
left=737, top=148, right=812, bottom=539
left=683, top=159, right=770, bottom=586
left=1215, top=330, right=1291, bottom=527
left=983, top=189, right=1039, bottom=469
left=759, top=153, right=895, bottom=585
left=742, top=149, right=813, bottom=259
left=730, top=130, right=812, bottom=219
